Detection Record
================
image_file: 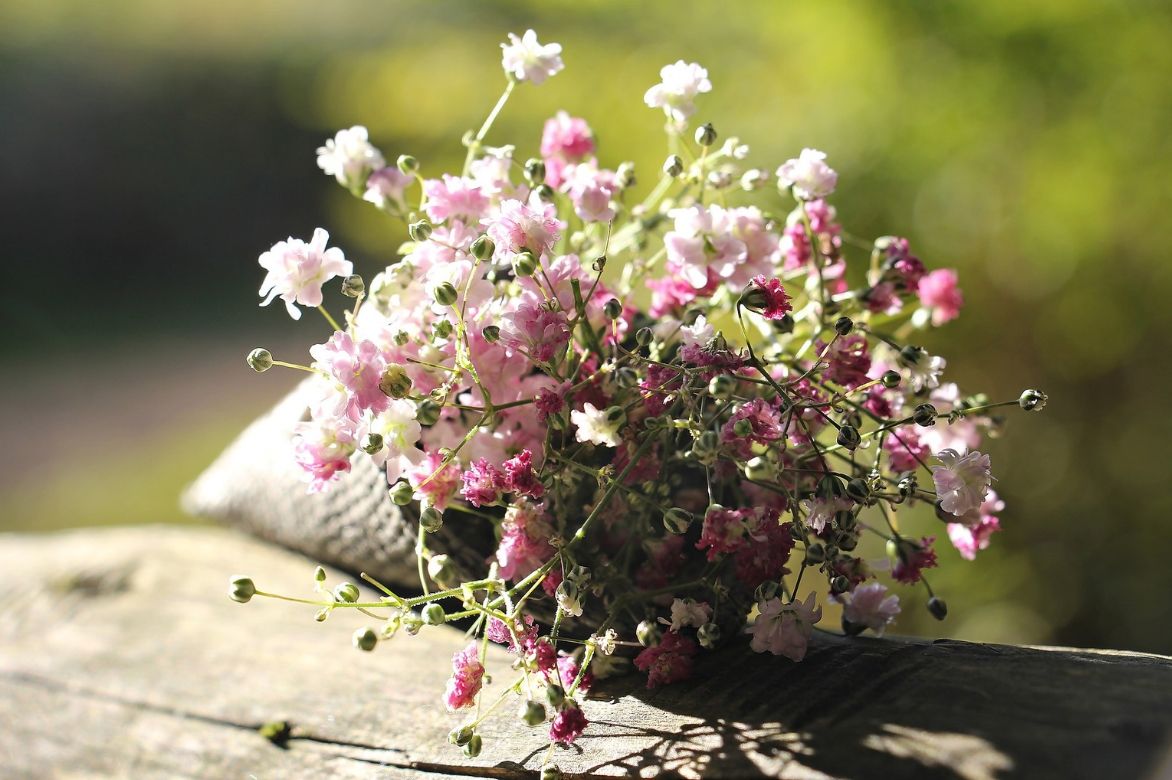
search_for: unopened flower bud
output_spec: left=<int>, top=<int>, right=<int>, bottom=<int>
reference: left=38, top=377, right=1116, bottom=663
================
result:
left=663, top=154, right=684, bottom=177
left=314, top=565, right=327, bottom=583
left=744, top=456, right=773, bottom=482
left=470, top=234, right=495, bottom=261
left=773, top=313, right=795, bottom=334
left=691, top=430, right=719, bottom=463
left=524, top=158, right=546, bottom=185
left=534, top=183, right=555, bottom=201
left=334, top=582, right=360, bottom=603
left=604, top=405, right=627, bottom=428
left=341, top=274, right=365, bottom=298
left=353, top=626, right=378, bottom=652
left=928, top=596, right=948, bottom=621
left=542, top=766, right=562, bottom=780
left=433, top=281, right=458, bottom=307
left=830, top=575, right=851, bottom=594
left=740, top=168, right=770, bottom=190
left=389, top=480, right=415, bottom=506
left=427, top=554, right=456, bottom=588
left=694, top=122, right=717, bottom=147
left=314, top=608, right=330, bottom=622
left=617, top=161, right=636, bottom=189
left=732, top=418, right=754, bottom=438
left=697, top=622, right=721, bottom=649
left=416, top=398, right=441, bottom=426
left=520, top=700, right=546, bottom=726
left=898, top=474, right=918, bottom=498
left=834, top=316, right=854, bottom=336
left=805, top=543, right=825, bottom=564
left=396, top=154, right=419, bottom=175
left=545, top=683, right=565, bottom=708
left=379, top=364, right=414, bottom=399
left=836, top=424, right=861, bottom=450
left=846, top=477, right=870, bottom=503
left=408, top=219, right=433, bottom=242
left=603, top=298, right=622, bottom=321
left=421, top=603, right=446, bottom=625
left=419, top=506, right=444, bottom=533
left=663, top=507, right=693, bottom=534
left=229, top=576, right=256, bottom=603
left=360, top=432, right=384, bottom=455
left=246, top=348, right=273, bottom=373
left=449, top=726, right=474, bottom=746
left=635, top=326, right=653, bottom=347
left=1019, top=388, right=1047, bottom=412
left=464, top=734, right=483, bottom=758
left=708, top=374, right=736, bottom=399
left=913, top=403, right=938, bottom=427
left=755, top=581, right=780, bottom=602
left=555, top=581, right=583, bottom=617
left=513, top=250, right=538, bottom=278
left=481, top=324, right=501, bottom=344
left=881, top=370, right=901, bottom=389
left=636, top=619, right=661, bottom=647
left=899, top=344, right=926, bottom=368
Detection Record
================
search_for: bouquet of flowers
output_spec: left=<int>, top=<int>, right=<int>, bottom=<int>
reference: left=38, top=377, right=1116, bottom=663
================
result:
left=228, top=30, right=1046, bottom=759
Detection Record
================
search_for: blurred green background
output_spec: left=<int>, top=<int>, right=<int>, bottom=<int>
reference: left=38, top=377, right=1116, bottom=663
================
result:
left=2, top=0, right=1169, bottom=653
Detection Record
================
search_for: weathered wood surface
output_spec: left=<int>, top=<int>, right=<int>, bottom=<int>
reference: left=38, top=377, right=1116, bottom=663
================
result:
left=0, top=526, right=1169, bottom=780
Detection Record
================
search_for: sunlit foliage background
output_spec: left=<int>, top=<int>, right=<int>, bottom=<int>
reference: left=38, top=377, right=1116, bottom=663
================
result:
left=2, top=0, right=1169, bottom=653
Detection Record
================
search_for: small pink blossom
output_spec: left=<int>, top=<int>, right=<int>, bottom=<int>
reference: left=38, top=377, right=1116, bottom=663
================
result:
left=696, top=506, right=752, bottom=560
left=497, top=295, right=570, bottom=364
left=932, top=449, right=992, bottom=517
left=535, top=385, right=567, bottom=420
left=443, top=643, right=485, bottom=711
left=633, top=631, right=698, bottom=688
left=837, top=581, right=901, bottom=635
left=503, top=449, right=544, bottom=499
left=258, top=228, right=352, bottom=320
left=500, top=30, right=564, bottom=85
left=549, top=704, right=588, bottom=744
left=310, top=331, right=388, bottom=417
left=556, top=654, right=594, bottom=693
left=487, top=613, right=538, bottom=652
left=748, top=593, right=822, bottom=661
left=495, top=503, right=555, bottom=581
left=541, top=112, right=595, bottom=164
left=800, top=496, right=853, bottom=535
left=663, top=598, right=712, bottom=632
left=885, top=238, right=926, bottom=288
left=291, top=417, right=356, bottom=493
left=892, top=536, right=939, bottom=584
left=885, top=431, right=930, bottom=474
left=733, top=511, right=794, bottom=589
left=917, top=269, right=964, bottom=326
left=405, top=450, right=461, bottom=511
left=776, top=148, right=837, bottom=200
left=747, top=275, right=793, bottom=320
left=947, top=491, right=1004, bottom=559
left=822, top=333, right=872, bottom=388
left=363, top=166, right=413, bottom=210
left=484, top=199, right=562, bottom=260
left=461, top=458, right=506, bottom=507
left=422, top=175, right=489, bottom=223
left=720, top=398, right=784, bottom=459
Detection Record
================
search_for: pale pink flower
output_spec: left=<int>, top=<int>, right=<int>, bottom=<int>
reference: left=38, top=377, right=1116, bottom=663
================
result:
left=443, top=643, right=485, bottom=710
left=917, top=269, right=964, bottom=326
left=664, top=205, right=747, bottom=289
left=541, top=112, right=595, bottom=162
left=405, top=450, right=461, bottom=510
left=291, top=417, right=357, bottom=494
left=461, top=458, right=505, bottom=508
left=776, top=148, right=838, bottom=200
left=495, top=503, right=555, bottom=581
left=422, top=175, right=489, bottom=223
left=497, top=294, right=571, bottom=364
left=748, top=593, right=822, bottom=661
left=678, top=314, right=715, bottom=349
left=884, top=430, right=930, bottom=473
left=309, top=331, right=388, bottom=417
left=363, top=166, right=413, bottom=210
left=316, top=126, right=384, bottom=189
left=500, top=30, right=564, bottom=85
left=800, top=496, right=853, bottom=534
left=947, top=491, right=1004, bottom=559
left=644, top=60, right=712, bottom=123
left=258, top=229, right=352, bottom=320
left=837, top=582, right=901, bottom=635
left=932, top=449, right=992, bottom=517
left=484, top=199, right=562, bottom=260
left=562, top=163, right=617, bottom=223
left=726, top=206, right=782, bottom=286
left=367, top=399, right=423, bottom=484
left=662, top=598, right=712, bottom=632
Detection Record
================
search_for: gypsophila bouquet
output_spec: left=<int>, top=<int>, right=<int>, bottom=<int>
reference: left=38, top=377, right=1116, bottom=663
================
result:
left=229, top=30, right=1047, bottom=759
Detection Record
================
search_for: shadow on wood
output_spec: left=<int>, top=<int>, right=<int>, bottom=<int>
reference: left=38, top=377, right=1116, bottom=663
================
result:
left=1, top=525, right=1169, bottom=779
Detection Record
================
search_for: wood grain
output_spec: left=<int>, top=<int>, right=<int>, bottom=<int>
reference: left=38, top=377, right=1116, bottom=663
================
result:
left=1, top=525, right=1169, bottom=780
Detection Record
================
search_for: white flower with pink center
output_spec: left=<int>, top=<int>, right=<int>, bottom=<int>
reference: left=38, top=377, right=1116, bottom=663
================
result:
left=800, top=496, right=853, bottom=534
left=644, top=60, right=712, bottom=123
left=932, top=448, right=993, bottom=517
left=500, top=30, right=564, bottom=85
left=484, top=198, right=562, bottom=260
left=679, top=315, right=714, bottom=349
left=776, top=148, right=838, bottom=200
left=316, top=126, right=384, bottom=190
left=837, top=582, right=901, bottom=635
left=258, top=228, right=352, bottom=320
left=291, top=417, right=357, bottom=494
left=747, top=593, right=822, bottom=661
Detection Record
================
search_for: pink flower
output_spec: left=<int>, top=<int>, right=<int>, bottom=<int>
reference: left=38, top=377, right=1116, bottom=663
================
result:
left=633, top=631, right=698, bottom=688
left=291, top=417, right=356, bottom=493
left=892, top=536, right=939, bottom=584
left=557, top=654, right=594, bottom=692
left=747, top=593, right=822, bottom=661
left=535, top=385, right=567, bottom=420
left=885, top=430, right=930, bottom=474
left=443, top=643, right=485, bottom=711
left=363, top=166, right=413, bottom=210
left=663, top=598, right=712, bottom=632
left=549, top=704, right=588, bottom=744
left=932, top=449, right=992, bottom=517
left=422, top=175, right=489, bottom=223
left=822, top=333, right=872, bottom=388
left=837, top=581, right=901, bottom=635
left=696, top=506, right=752, bottom=560
left=500, top=30, right=564, bottom=85
left=800, top=496, right=853, bottom=534
left=776, top=148, right=837, bottom=200
left=747, top=275, right=793, bottom=320
left=497, top=295, right=570, bottom=364
left=885, top=238, right=926, bottom=289
left=734, top=511, right=794, bottom=589
left=947, top=491, right=1004, bottom=559
left=541, top=112, right=595, bottom=163
left=644, top=60, right=712, bottom=123
left=258, top=228, right=352, bottom=320
left=561, top=162, right=618, bottom=223
left=405, top=450, right=461, bottom=510
left=484, top=199, right=562, bottom=260
left=917, top=269, right=964, bottom=326
left=487, top=613, right=539, bottom=652
left=495, top=503, right=555, bottom=581
left=503, top=449, right=544, bottom=499
left=309, top=332, right=388, bottom=417
left=720, top=398, right=784, bottom=459
left=461, top=458, right=506, bottom=508
left=664, top=205, right=746, bottom=289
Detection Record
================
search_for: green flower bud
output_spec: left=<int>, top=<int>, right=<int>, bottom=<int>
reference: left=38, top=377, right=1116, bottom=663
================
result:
left=603, top=298, right=623, bottom=321
left=691, top=430, right=720, bottom=464
left=534, top=183, right=555, bottom=201
left=744, top=456, right=773, bottom=482
left=396, top=154, right=419, bottom=175
left=389, top=480, right=415, bottom=506
left=433, top=318, right=453, bottom=339
left=928, top=596, right=948, bottom=621
left=663, top=154, right=685, bottom=177
left=433, top=281, right=458, bottom=307
left=314, top=608, right=330, bottom=622
left=663, top=507, right=693, bottom=534
left=408, top=219, right=433, bottom=242
left=361, top=432, right=384, bottom=455
left=899, top=344, right=926, bottom=368
left=481, top=324, right=501, bottom=343
left=708, top=374, right=736, bottom=399
left=313, top=565, right=327, bottom=583
left=697, top=622, right=721, bottom=649
left=427, top=554, right=457, bottom=589
left=836, top=424, right=861, bottom=450
left=542, top=766, right=563, bottom=780
left=341, top=274, right=365, bottom=298
left=805, top=543, right=825, bottom=564
left=773, top=313, right=795, bottom=334
left=754, top=580, right=780, bottom=602
left=415, top=399, right=441, bottom=427
left=617, top=161, right=636, bottom=189
left=520, top=700, right=547, bottom=726
left=513, top=250, right=538, bottom=278
left=379, top=364, right=414, bottom=399
left=449, top=726, right=474, bottom=746
left=604, top=405, right=627, bottom=428
left=1019, top=388, right=1048, bottom=412
left=419, top=506, right=444, bottom=533
left=881, top=370, right=901, bottom=389
left=229, top=576, right=255, bottom=603
left=470, top=234, right=495, bottom=261
left=464, top=734, right=482, bottom=758
left=635, top=326, right=653, bottom=347
left=837, top=531, right=859, bottom=552
left=830, top=575, right=851, bottom=594
left=421, top=603, right=446, bottom=625
left=524, top=157, right=546, bottom=185
left=334, top=582, right=360, bottom=603
left=913, top=403, right=938, bottom=427
left=694, top=122, right=717, bottom=147
left=246, top=348, right=273, bottom=373
left=546, top=683, right=565, bottom=708
left=636, top=619, right=661, bottom=647
left=732, top=418, right=753, bottom=438
left=353, top=626, right=378, bottom=652
left=845, top=478, right=870, bottom=503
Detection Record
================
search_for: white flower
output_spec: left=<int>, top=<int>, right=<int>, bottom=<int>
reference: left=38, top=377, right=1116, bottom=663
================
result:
left=570, top=402, right=622, bottom=447
left=258, top=228, right=352, bottom=320
left=800, top=496, right=853, bottom=534
left=679, top=314, right=715, bottom=349
left=661, top=598, right=712, bottom=632
left=747, top=593, right=822, bottom=661
left=932, top=448, right=992, bottom=517
left=500, top=30, right=564, bottom=85
left=368, top=399, right=424, bottom=483
left=776, top=148, right=838, bottom=200
left=316, top=126, right=384, bottom=190
left=644, top=60, right=712, bottom=123
left=904, top=351, right=947, bottom=392
left=837, top=582, right=900, bottom=635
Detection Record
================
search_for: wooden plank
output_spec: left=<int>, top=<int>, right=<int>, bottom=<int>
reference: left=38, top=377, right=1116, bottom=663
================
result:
left=0, top=526, right=1169, bottom=780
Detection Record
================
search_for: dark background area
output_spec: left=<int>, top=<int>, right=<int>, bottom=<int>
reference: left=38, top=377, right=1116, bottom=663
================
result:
left=2, top=0, right=1169, bottom=653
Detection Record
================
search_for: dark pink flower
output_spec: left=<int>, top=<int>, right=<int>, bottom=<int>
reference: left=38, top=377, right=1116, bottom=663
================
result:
left=720, top=398, right=784, bottom=459
left=747, top=275, right=792, bottom=320
left=892, top=536, right=939, bottom=584
left=733, top=510, right=794, bottom=589
left=696, top=506, right=752, bottom=560
left=822, top=333, right=872, bottom=388
left=549, top=703, right=589, bottom=744
left=885, top=431, right=930, bottom=474
left=557, top=654, right=594, bottom=692
left=461, top=458, right=506, bottom=507
left=633, top=631, right=698, bottom=688
left=541, top=111, right=595, bottom=162
left=535, top=385, right=567, bottom=420
left=503, top=449, right=544, bottom=499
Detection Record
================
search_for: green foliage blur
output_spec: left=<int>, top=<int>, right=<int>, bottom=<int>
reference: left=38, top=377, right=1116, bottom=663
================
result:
left=2, top=0, right=1169, bottom=653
